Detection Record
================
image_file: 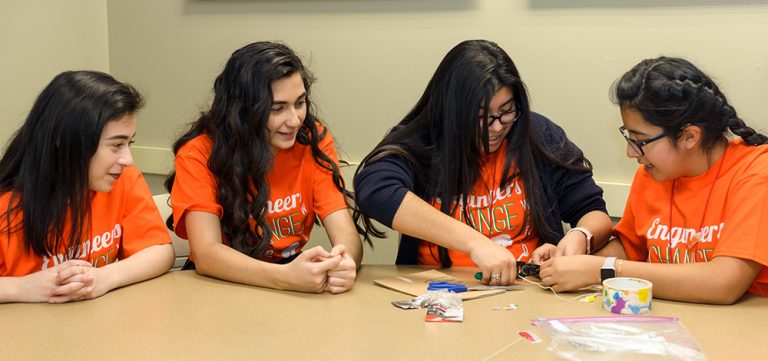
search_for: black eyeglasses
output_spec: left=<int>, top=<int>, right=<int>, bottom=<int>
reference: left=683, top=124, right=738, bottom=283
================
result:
left=619, top=125, right=667, bottom=156
left=482, top=105, right=520, bottom=128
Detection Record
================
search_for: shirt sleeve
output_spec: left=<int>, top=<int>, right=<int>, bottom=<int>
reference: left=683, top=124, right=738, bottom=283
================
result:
left=714, top=157, right=768, bottom=267
left=0, top=227, right=6, bottom=276
left=170, top=140, right=224, bottom=240
left=615, top=169, right=648, bottom=262
left=353, top=155, right=417, bottom=228
left=0, top=195, right=9, bottom=275
left=118, top=167, right=172, bottom=259
left=312, top=130, right=348, bottom=220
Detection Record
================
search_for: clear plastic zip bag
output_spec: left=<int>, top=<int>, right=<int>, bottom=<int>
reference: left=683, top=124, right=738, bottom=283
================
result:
left=532, top=316, right=706, bottom=361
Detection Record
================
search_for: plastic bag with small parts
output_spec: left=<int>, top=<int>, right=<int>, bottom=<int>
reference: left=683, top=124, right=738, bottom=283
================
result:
left=532, top=316, right=706, bottom=361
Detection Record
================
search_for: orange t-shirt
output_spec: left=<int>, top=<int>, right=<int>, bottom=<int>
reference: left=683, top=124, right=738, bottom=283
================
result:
left=418, top=141, right=539, bottom=266
left=170, top=125, right=348, bottom=263
left=0, top=166, right=172, bottom=276
left=615, top=138, right=768, bottom=295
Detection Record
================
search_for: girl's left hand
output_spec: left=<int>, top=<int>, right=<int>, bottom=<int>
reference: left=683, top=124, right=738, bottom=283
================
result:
left=539, top=255, right=603, bottom=292
left=324, top=244, right=357, bottom=294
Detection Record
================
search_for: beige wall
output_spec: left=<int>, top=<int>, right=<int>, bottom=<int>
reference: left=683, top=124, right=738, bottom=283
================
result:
left=106, top=0, right=768, bottom=211
left=0, top=0, right=110, bottom=147
left=104, top=1, right=768, bottom=263
left=4, top=0, right=768, bottom=263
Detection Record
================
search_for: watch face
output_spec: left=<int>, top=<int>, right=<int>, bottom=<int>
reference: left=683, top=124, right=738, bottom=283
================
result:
left=601, top=268, right=616, bottom=282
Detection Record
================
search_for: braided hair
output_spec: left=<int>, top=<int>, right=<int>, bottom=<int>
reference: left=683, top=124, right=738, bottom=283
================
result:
left=612, top=56, right=767, bottom=150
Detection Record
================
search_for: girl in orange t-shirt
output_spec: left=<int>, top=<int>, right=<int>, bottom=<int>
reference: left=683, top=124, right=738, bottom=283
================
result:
left=167, top=42, right=374, bottom=294
left=540, top=57, right=768, bottom=304
left=0, top=71, right=174, bottom=303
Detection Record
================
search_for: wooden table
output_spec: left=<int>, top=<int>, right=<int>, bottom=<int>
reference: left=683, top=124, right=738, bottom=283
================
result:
left=2, top=266, right=765, bottom=360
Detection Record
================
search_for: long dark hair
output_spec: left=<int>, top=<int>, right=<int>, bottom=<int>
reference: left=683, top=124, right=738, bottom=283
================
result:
left=612, top=56, right=768, bottom=149
left=0, top=70, right=144, bottom=258
left=354, top=39, right=590, bottom=267
left=165, top=41, right=377, bottom=259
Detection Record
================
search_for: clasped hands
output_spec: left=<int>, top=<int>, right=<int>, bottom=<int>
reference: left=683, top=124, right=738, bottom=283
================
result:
left=19, top=259, right=108, bottom=303
left=284, top=244, right=356, bottom=294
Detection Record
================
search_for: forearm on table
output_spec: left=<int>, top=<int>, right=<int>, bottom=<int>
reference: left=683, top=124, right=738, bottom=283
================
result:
left=101, top=244, right=174, bottom=291
left=616, top=256, right=760, bottom=304
left=391, top=192, right=485, bottom=253
left=192, top=242, right=290, bottom=289
left=323, top=209, right=363, bottom=266
left=0, top=277, right=22, bottom=303
left=184, top=211, right=294, bottom=289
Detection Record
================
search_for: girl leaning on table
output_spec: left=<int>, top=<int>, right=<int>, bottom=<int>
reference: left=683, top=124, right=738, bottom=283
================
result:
left=539, top=56, right=768, bottom=304
left=166, top=42, right=373, bottom=294
left=353, top=39, right=613, bottom=286
left=0, top=71, right=175, bottom=303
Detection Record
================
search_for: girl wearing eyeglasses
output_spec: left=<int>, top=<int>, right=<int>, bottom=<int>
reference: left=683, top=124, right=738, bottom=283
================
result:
left=167, top=42, right=374, bottom=293
left=540, top=56, right=768, bottom=303
left=0, top=71, right=175, bottom=303
left=353, top=40, right=612, bottom=285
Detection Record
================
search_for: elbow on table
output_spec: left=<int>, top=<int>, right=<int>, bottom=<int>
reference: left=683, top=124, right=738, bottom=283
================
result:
left=698, top=258, right=758, bottom=305
left=191, top=255, right=214, bottom=277
left=186, top=248, right=218, bottom=278
left=133, top=243, right=175, bottom=276
left=705, top=287, right=746, bottom=305
left=159, top=243, right=176, bottom=271
left=694, top=279, right=748, bottom=305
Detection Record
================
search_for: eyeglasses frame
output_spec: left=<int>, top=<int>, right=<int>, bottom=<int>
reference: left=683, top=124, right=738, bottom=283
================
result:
left=484, top=101, right=521, bottom=128
left=619, top=125, right=668, bottom=156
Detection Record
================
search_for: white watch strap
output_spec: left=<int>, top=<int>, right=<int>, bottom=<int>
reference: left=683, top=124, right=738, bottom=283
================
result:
left=567, top=227, right=593, bottom=254
left=602, top=256, right=617, bottom=269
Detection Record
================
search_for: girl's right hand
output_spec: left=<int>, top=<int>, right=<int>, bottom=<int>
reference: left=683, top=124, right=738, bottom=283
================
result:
left=18, top=260, right=92, bottom=303
left=281, top=246, right=341, bottom=293
left=468, top=239, right=517, bottom=286
left=325, top=245, right=357, bottom=294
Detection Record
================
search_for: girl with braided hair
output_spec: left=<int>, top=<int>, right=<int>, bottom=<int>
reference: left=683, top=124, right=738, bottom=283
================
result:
left=167, top=42, right=372, bottom=293
left=540, top=56, right=768, bottom=304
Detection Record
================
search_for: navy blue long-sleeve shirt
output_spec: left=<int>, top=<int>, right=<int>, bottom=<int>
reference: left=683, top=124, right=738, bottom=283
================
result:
left=354, top=113, right=607, bottom=264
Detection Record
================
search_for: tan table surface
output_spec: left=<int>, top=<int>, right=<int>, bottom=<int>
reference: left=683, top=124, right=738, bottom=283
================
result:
left=2, top=265, right=765, bottom=360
